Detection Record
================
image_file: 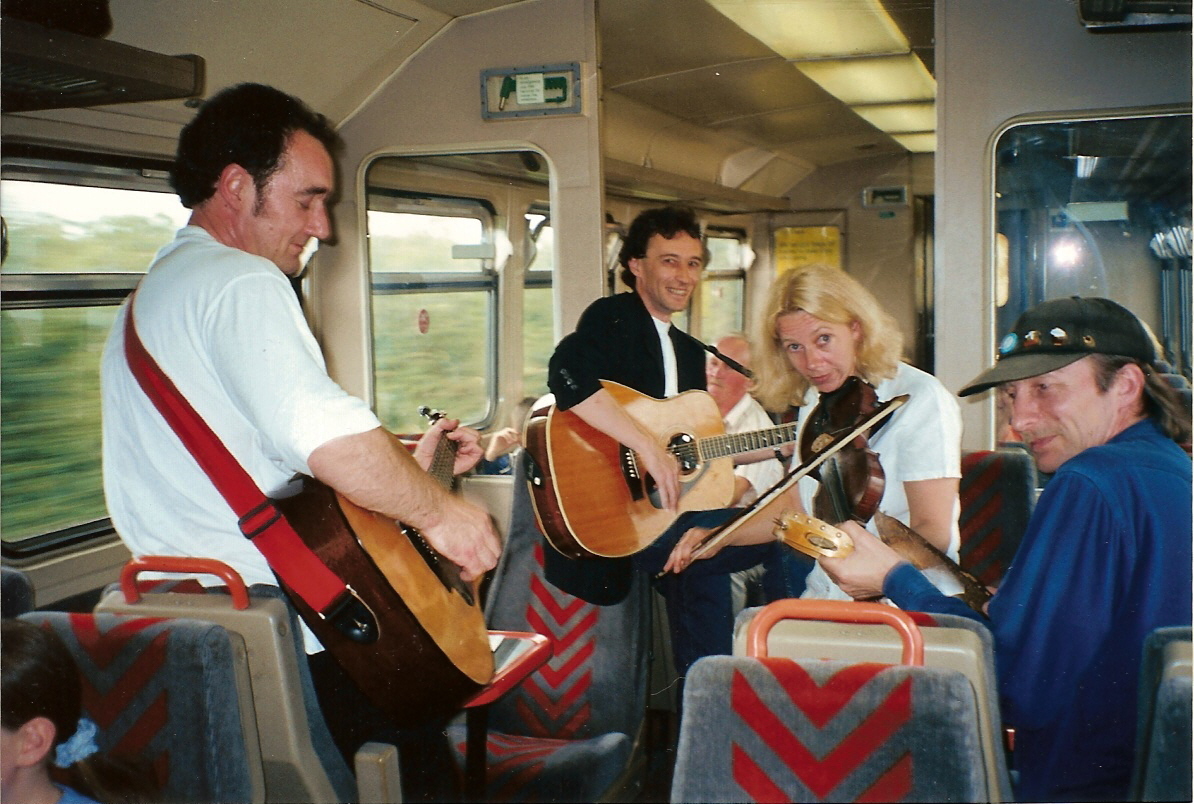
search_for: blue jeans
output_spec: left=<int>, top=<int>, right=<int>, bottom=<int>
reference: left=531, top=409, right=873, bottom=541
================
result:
left=632, top=508, right=813, bottom=675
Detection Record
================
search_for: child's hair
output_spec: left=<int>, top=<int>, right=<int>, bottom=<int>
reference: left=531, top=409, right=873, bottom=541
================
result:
left=2, top=618, right=158, bottom=804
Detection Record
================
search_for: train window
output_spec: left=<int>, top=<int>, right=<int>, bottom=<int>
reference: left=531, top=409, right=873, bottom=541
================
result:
left=1, top=172, right=188, bottom=551
left=366, top=196, right=496, bottom=433
left=523, top=210, right=553, bottom=396
left=994, top=112, right=1192, bottom=377
left=702, top=229, right=748, bottom=339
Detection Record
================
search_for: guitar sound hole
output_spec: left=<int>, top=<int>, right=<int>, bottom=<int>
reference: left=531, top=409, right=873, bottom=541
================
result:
left=405, top=525, right=475, bottom=606
left=668, top=433, right=699, bottom=472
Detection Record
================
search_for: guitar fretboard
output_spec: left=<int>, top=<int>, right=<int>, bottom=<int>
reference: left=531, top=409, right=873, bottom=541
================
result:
left=671, top=422, right=799, bottom=463
left=429, top=433, right=458, bottom=490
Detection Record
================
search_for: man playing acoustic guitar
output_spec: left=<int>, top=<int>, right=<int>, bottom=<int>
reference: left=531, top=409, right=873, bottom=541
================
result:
left=100, top=83, right=501, bottom=799
left=544, top=206, right=806, bottom=675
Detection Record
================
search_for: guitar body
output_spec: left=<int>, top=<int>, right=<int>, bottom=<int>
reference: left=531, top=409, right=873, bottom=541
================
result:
left=525, top=381, right=735, bottom=559
left=275, top=477, right=493, bottom=728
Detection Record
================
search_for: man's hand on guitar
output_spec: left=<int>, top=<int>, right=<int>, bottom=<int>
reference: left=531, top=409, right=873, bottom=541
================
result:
left=818, top=521, right=903, bottom=600
left=414, top=416, right=485, bottom=475
left=661, top=526, right=719, bottom=574
left=639, top=440, right=682, bottom=511
left=423, top=495, right=502, bottom=582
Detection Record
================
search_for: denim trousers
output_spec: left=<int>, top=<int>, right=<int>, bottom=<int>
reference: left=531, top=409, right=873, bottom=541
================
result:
left=632, top=508, right=813, bottom=675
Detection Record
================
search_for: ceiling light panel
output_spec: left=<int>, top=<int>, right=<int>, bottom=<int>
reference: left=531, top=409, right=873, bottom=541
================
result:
left=707, top=0, right=908, bottom=59
left=890, top=132, right=937, bottom=153
left=796, top=53, right=935, bottom=104
left=851, top=101, right=936, bottom=133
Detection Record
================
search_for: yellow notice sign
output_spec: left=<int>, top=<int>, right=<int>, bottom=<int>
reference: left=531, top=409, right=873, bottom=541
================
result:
left=775, top=226, right=841, bottom=274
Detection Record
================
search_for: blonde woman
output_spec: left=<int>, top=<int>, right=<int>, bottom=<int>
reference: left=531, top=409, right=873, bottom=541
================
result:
left=666, top=263, right=964, bottom=601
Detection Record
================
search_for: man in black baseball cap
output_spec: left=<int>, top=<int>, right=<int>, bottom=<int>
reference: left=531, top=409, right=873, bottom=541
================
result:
left=819, top=296, right=1191, bottom=801
left=959, top=296, right=1158, bottom=395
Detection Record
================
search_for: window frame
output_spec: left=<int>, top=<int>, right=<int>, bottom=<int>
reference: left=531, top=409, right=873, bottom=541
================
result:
left=1, top=150, right=180, bottom=557
left=364, top=189, right=500, bottom=431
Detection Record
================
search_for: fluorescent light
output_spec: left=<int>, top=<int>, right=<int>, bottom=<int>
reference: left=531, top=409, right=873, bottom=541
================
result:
left=851, top=101, right=936, bottom=133
left=889, top=132, right=937, bottom=153
left=707, top=0, right=937, bottom=151
left=795, top=53, right=935, bottom=105
left=707, top=0, right=908, bottom=60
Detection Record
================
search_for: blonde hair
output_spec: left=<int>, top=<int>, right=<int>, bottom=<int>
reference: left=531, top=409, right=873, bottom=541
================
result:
left=752, top=264, right=903, bottom=411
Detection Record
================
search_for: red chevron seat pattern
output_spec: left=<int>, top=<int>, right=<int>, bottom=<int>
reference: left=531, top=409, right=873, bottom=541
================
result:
left=20, top=611, right=259, bottom=804
left=672, top=656, right=987, bottom=803
left=958, top=448, right=1037, bottom=588
left=446, top=451, right=650, bottom=802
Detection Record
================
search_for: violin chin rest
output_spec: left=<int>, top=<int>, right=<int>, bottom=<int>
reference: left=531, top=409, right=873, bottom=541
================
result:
left=773, top=512, right=855, bottom=559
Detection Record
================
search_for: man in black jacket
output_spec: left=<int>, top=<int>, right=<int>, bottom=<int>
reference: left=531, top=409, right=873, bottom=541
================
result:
left=546, top=206, right=805, bottom=673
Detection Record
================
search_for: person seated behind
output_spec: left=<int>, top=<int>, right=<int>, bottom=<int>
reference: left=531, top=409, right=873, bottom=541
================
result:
left=820, top=296, right=1193, bottom=802
left=665, top=263, right=965, bottom=605
left=2, top=619, right=157, bottom=804
left=705, top=333, right=784, bottom=507
left=474, top=396, right=538, bottom=475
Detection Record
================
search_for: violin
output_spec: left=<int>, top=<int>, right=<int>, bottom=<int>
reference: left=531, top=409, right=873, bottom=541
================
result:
left=794, top=375, right=992, bottom=614
left=799, top=376, right=886, bottom=526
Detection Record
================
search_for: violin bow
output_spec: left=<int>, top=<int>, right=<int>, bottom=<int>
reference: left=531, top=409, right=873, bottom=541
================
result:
left=678, top=393, right=909, bottom=567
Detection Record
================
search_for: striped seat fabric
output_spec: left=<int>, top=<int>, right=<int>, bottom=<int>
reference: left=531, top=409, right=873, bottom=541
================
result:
left=445, top=450, right=650, bottom=802
left=958, top=447, right=1037, bottom=588
left=20, top=611, right=260, bottom=804
left=671, top=655, right=987, bottom=803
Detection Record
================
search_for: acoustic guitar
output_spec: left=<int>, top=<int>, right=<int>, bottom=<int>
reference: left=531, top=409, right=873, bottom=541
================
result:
left=274, top=409, right=494, bottom=728
left=523, top=380, right=801, bottom=559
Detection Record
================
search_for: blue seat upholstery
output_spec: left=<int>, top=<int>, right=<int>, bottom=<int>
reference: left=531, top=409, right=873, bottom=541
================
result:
left=95, top=573, right=369, bottom=803
left=19, top=610, right=263, bottom=804
left=2, top=565, right=35, bottom=616
left=444, top=450, right=650, bottom=802
left=671, top=655, right=987, bottom=803
left=958, top=447, right=1037, bottom=588
left=1130, top=625, right=1192, bottom=802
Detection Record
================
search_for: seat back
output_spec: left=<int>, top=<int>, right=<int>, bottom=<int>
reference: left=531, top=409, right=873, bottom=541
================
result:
left=483, top=451, right=651, bottom=742
left=958, top=447, right=1037, bottom=587
left=733, top=601, right=1013, bottom=802
left=672, top=655, right=987, bottom=802
left=2, top=565, right=35, bottom=616
left=19, top=610, right=265, bottom=804
left=94, top=560, right=361, bottom=804
left=1131, top=625, right=1192, bottom=802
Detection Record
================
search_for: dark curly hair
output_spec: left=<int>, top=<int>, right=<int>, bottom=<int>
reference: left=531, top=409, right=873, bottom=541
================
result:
left=617, top=206, right=703, bottom=289
left=171, top=83, right=340, bottom=209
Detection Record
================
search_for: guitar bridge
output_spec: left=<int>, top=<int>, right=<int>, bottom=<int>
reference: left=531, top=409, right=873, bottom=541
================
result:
left=620, top=445, right=647, bottom=502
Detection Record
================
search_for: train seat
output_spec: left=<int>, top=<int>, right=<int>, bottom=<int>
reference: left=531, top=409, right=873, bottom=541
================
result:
left=95, top=558, right=397, bottom=804
left=671, top=654, right=986, bottom=803
left=18, top=610, right=266, bottom=804
left=2, top=565, right=35, bottom=616
left=442, top=449, right=651, bottom=802
left=958, top=447, right=1038, bottom=588
left=731, top=599, right=1013, bottom=802
left=1130, top=625, right=1192, bottom=801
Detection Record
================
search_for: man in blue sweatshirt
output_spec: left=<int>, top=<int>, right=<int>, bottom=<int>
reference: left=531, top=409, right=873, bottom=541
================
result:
left=821, top=296, right=1192, bottom=802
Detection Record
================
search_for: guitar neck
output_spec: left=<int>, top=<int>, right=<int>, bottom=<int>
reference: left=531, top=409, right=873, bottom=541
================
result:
left=685, top=421, right=799, bottom=461
left=429, top=438, right=457, bottom=490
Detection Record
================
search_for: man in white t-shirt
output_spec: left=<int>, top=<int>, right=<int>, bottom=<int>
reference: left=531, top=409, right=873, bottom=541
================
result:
left=99, top=83, right=500, bottom=789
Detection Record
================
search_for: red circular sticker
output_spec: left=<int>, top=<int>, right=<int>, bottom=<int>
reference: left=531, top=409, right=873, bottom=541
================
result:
left=417, top=309, right=430, bottom=334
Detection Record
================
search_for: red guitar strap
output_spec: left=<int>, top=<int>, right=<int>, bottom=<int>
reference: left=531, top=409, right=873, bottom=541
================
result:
left=121, top=302, right=352, bottom=617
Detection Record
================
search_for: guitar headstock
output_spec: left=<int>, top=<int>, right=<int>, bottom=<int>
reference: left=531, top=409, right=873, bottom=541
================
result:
left=773, top=512, right=854, bottom=559
left=418, top=405, right=446, bottom=425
